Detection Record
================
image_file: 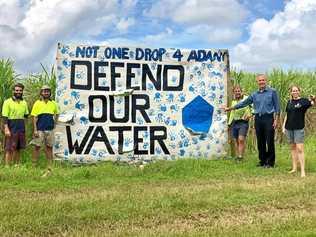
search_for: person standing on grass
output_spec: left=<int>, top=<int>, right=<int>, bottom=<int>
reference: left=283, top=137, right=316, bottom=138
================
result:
left=2, top=83, right=29, bottom=166
left=30, top=85, right=59, bottom=176
left=228, top=85, right=252, bottom=161
left=282, top=86, right=315, bottom=177
left=225, top=74, right=280, bottom=168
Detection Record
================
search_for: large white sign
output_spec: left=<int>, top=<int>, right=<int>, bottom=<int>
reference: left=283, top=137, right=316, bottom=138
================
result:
left=54, top=43, right=229, bottom=162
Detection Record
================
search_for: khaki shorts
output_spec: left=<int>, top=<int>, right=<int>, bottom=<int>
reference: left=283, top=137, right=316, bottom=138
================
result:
left=30, top=130, right=54, bottom=147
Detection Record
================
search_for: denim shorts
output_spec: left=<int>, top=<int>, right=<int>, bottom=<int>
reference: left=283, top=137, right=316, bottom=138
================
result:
left=231, top=120, right=249, bottom=139
left=285, top=129, right=304, bottom=144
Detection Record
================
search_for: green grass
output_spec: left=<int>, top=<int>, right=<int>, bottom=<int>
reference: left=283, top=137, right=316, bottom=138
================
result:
left=1, top=139, right=316, bottom=236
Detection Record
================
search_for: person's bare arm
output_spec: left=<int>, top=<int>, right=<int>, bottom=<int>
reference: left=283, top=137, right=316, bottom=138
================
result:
left=33, top=116, right=39, bottom=137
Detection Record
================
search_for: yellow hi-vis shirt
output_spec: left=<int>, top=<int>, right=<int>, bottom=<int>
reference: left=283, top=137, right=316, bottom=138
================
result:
left=228, top=95, right=252, bottom=125
left=31, top=99, right=59, bottom=131
left=2, top=98, right=29, bottom=119
left=2, top=97, right=29, bottom=132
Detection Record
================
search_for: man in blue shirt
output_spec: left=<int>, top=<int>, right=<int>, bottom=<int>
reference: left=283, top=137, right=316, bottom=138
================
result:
left=226, top=74, right=280, bottom=167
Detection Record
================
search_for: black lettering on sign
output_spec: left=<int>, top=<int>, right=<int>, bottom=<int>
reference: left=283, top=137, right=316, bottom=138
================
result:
left=126, top=63, right=141, bottom=90
left=67, top=126, right=93, bottom=154
left=110, top=62, right=124, bottom=91
left=70, top=60, right=92, bottom=90
left=142, top=64, right=162, bottom=90
left=163, top=65, right=184, bottom=91
left=84, top=126, right=114, bottom=154
left=88, top=95, right=107, bottom=122
left=110, top=126, right=132, bottom=154
left=150, top=126, right=170, bottom=155
left=134, top=126, right=148, bottom=155
left=94, top=61, right=110, bottom=91
left=132, top=94, right=151, bottom=123
left=109, top=95, right=129, bottom=123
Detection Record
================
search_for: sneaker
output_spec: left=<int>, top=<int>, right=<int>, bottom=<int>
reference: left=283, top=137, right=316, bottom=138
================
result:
left=236, top=156, right=243, bottom=162
left=41, top=169, right=52, bottom=178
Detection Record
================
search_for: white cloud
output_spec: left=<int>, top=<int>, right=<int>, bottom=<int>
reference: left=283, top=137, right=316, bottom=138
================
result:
left=184, top=25, right=242, bottom=44
left=143, top=0, right=248, bottom=46
left=143, top=28, right=174, bottom=46
left=116, top=17, right=135, bottom=33
left=0, top=0, right=136, bottom=73
left=232, top=0, right=316, bottom=72
left=145, top=0, right=247, bottom=27
left=0, top=0, right=27, bottom=27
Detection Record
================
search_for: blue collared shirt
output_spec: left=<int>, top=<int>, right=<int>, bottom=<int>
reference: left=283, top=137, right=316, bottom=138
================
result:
left=233, top=87, right=280, bottom=115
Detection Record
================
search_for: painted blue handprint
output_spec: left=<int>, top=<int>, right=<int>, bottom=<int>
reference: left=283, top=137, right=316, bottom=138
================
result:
left=170, top=104, right=178, bottom=113
left=160, top=104, right=167, bottom=112
left=75, top=101, right=85, bottom=111
left=62, top=59, right=71, bottom=68
left=124, top=138, right=133, bottom=147
left=80, top=116, right=89, bottom=125
left=155, top=113, right=164, bottom=123
left=167, top=93, right=174, bottom=102
left=178, top=93, right=186, bottom=102
left=189, top=84, right=196, bottom=93
left=61, top=45, right=69, bottom=54
left=71, top=91, right=80, bottom=100
left=154, top=92, right=161, bottom=102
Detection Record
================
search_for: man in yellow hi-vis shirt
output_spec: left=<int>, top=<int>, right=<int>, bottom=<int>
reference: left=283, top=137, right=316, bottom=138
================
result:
left=2, top=83, right=29, bottom=166
left=30, top=85, right=59, bottom=176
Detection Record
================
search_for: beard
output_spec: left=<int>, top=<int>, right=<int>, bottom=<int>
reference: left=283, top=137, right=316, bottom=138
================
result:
left=14, top=93, right=23, bottom=99
left=42, top=94, right=51, bottom=100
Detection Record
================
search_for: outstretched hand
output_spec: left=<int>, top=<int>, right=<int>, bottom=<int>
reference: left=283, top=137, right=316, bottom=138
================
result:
left=219, top=105, right=232, bottom=112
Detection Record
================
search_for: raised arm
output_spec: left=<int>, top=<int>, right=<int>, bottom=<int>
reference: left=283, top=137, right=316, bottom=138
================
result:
left=233, top=94, right=254, bottom=110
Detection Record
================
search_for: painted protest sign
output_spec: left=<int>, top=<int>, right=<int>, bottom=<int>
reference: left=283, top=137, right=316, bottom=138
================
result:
left=54, top=43, right=229, bottom=162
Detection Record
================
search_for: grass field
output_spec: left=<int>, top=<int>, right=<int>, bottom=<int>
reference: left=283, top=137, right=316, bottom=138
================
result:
left=0, top=138, right=316, bottom=237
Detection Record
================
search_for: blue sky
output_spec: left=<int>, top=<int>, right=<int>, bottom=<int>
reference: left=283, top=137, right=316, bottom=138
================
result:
left=1, top=0, right=316, bottom=73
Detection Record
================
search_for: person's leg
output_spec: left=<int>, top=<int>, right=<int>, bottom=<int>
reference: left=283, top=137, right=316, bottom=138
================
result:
left=13, top=132, right=26, bottom=165
left=296, top=143, right=305, bottom=177
left=237, top=121, right=248, bottom=159
left=289, top=143, right=298, bottom=173
left=238, top=135, right=246, bottom=158
left=255, top=117, right=266, bottom=166
left=13, top=149, right=20, bottom=165
left=228, top=126, right=235, bottom=158
left=4, top=151, right=12, bottom=166
left=44, top=145, right=53, bottom=170
left=32, top=146, right=41, bottom=167
left=31, top=131, right=45, bottom=167
left=4, top=135, right=15, bottom=166
left=265, top=116, right=275, bottom=167
left=234, top=139, right=239, bottom=157
left=231, top=123, right=239, bottom=158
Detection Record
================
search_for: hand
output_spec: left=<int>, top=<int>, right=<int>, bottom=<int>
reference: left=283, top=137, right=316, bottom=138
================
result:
left=33, top=131, right=39, bottom=138
left=223, top=106, right=232, bottom=112
left=242, top=114, right=252, bottom=121
left=310, top=95, right=316, bottom=103
left=282, top=127, right=286, bottom=134
left=273, top=119, right=278, bottom=130
left=4, top=127, right=11, bottom=137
